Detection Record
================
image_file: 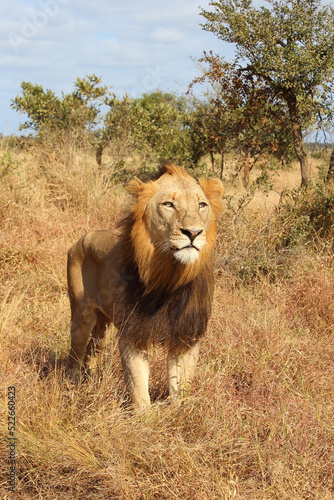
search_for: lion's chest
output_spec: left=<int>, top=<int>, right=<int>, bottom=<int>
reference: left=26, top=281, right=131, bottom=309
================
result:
left=114, top=263, right=215, bottom=350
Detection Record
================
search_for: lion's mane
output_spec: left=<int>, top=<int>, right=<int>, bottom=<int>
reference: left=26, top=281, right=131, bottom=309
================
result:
left=114, top=162, right=223, bottom=351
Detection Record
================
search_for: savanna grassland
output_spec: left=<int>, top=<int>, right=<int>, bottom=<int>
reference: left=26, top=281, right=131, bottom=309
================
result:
left=1, top=141, right=333, bottom=499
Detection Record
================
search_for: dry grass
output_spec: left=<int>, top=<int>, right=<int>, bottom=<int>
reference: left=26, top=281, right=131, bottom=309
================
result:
left=1, top=143, right=333, bottom=499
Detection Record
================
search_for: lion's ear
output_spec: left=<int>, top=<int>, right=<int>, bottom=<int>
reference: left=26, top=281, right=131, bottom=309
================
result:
left=199, top=178, right=224, bottom=216
left=128, top=177, right=145, bottom=197
left=128, top=178, right=158, bottom=207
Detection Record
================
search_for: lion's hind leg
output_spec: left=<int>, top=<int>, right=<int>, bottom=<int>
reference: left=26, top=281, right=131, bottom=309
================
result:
left=85, top=310, right=110, bottom=376
left=67, top=304, right=97, bottom=381
left=167, top=341, right=200, bottom=398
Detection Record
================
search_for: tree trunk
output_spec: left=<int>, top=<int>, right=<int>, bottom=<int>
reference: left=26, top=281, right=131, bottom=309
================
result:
left=326, top=148, right=334, bottom=182
left=210, top=150, right=215, bottom=170
left=220, top=152, right=224, bottom=180
left=96, top=144, right=103, bottom=167
left=244, top=150, right=250, bottom=187
left=285, top=93, right=309, bottom=187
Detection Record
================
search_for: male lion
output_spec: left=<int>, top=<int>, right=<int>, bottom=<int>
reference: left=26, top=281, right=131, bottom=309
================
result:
left=67, top=162, right=224, bottom=410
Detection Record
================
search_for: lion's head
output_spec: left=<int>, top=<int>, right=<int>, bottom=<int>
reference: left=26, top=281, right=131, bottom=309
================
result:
left=123, top=162, right=224, bottom=292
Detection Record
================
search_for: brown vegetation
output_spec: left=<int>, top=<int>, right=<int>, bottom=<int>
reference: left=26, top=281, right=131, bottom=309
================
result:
left=1, top=143, right=333, bottom=499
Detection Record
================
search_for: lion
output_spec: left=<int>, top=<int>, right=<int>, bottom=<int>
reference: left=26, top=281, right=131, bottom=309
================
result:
left=67, top=162, right=224, bottom=410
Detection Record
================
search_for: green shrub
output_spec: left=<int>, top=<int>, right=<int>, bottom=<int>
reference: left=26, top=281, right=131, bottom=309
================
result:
left=276, top=183, right=334, bottom=248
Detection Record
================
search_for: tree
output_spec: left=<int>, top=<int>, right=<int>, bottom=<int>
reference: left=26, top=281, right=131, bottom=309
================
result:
left=11, top=75, right=108, bottom=140
left=201, top=0, right=334, bottom=186
left=132, top=91, right=191, bottom=163
left=98, top=91, right=192, bottom=167
left=190, top=52, right=295, bottom=184
left=185, top=97, right=230, bottom=175
left=327, top=148, right=334, bottom=182
left=96, top=94, right=137, bottom=166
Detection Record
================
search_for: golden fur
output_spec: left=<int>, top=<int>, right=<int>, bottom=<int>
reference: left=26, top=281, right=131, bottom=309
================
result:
left=67, top=162, right=224, bottom=409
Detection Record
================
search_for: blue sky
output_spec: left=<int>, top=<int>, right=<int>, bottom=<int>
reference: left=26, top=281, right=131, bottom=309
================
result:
left=1, top=0, right=234, bottom=135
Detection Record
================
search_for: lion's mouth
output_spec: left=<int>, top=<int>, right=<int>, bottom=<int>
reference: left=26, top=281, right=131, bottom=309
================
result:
left=171, top=244, right=199, bottom=252
left=171, top=245, right=200, bottom=264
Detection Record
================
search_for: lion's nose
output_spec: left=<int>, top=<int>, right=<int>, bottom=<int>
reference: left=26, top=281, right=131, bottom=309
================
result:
left=180, top=228, right=203, bottom=242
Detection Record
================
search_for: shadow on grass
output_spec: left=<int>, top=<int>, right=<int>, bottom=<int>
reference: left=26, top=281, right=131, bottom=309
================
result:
left=22, top=342, right=176, bottom=414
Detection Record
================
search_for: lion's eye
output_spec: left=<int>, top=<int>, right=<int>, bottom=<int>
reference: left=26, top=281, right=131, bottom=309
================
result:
left=162, top=201, right=174, bottom=208
left=199, top=202, right=207, bottom=209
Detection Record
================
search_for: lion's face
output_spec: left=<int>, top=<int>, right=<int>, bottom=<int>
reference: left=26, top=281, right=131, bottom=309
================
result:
left=128, top=164, right=224, bottom=290
left=146, top=176, right=212, bottom=265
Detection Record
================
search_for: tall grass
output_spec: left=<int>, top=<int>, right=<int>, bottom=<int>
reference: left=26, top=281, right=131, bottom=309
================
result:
left=1, top=142, right=333, bottom=499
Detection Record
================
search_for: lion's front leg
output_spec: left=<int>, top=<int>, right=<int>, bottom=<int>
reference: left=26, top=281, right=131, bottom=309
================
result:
left=118, top=338, right=150, bottom=411
left=167, top=341, right=200, bottom=397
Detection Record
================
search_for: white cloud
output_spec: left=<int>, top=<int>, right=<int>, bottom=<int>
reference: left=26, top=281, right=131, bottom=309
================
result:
left=0, top=0, right=230, bottom=134
left=151, top=27, right=187, bottom=43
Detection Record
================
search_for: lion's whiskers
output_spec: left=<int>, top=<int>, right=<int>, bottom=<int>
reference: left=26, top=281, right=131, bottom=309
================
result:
left=155, top=240, right=170, bottom=254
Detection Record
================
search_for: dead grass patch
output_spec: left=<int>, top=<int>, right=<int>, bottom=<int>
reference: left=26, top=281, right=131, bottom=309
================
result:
left=1, top=145, right=333, bottom=499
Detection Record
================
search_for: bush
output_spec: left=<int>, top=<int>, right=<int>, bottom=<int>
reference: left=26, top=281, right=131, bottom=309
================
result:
left=216, top=180, right=334, bottom=286
left=276, top=183, right=334, bottom=247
